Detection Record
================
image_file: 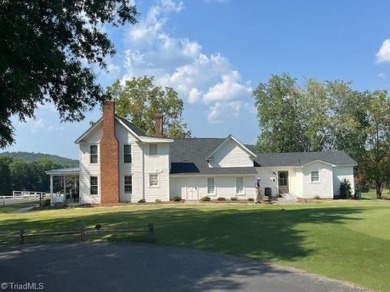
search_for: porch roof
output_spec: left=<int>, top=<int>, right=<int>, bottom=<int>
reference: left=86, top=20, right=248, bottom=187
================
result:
left=45, top=167, right=80, bottom=176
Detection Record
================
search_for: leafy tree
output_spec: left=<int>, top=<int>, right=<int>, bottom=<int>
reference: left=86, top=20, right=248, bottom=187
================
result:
left=253, top=73, right=309, bottom=152
left=0, top=156, right=13, bottom=195
left=0, top=0, right=138, bottom=148
left=326, top=81, right=369, bottom=161
left=359, top=91, right=390, bottom=198
left=108, top=76, right=191, bottom=138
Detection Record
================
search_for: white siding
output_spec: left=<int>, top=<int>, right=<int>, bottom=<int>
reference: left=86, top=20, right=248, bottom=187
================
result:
left=302, top=162, right=333, bottom=198
left=116, top=122, right=138, bottom=202
left=78, top=124, right=102, bottom=204
left=143, top=143, right=170, bottom=202
left=333, top=166, right=355, bottom=197
left=209, top=140, right=253, bottom=168
left=256, top=167, right=300, bottom=197
left=79, top=145, right=101, bottom=204
left=169, top=175, right=256, bottom=200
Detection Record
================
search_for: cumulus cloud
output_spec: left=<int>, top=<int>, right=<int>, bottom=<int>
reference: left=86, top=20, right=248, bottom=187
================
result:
left=376, top=39, right=390, bottom=63
left=117, top=0, right=252, bottom=124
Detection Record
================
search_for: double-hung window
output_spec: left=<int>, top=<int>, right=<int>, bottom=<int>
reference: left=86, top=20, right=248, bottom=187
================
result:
left=90, top=145, right=98, bottom=163
left=90, top=176, right=98, bottom=195
left=124, top=145, right=132, bottom=163
left=149, top=174, right=159, bottom=187
left=311, top=171, right=320, bottom=183
left=207, top=177, right=215, bottom=194
left=236, top=177, right=244, bottom=194
left=149, top=144, right=158, bottom=155
left=124, top=176, right=132, bottom=193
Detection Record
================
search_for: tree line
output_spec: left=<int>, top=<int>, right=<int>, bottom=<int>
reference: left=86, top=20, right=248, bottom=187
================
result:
left=253, top=73, right=390, bottom=198
left=0, top=157, right=73, bottom=196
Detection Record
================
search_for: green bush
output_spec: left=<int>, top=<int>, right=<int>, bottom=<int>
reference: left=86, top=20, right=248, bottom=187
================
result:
left=217, top=197, right=226, bottom=201
left=339, top=179, right=352, bottom=199
left=138, top=199, right=146, bottom=203
left=201, top=196, right=211, bottom=201
left=155, top=199, right=161, bottom=203
left=172, top=196, right=182, bottom=202
left=231, top=196, right=239, bottom=201
left=248, top=198, right=254, bottom=202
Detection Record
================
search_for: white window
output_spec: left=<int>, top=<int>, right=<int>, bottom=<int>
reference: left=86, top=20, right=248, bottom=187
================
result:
left=236, top=177, right=244, bottom=194
left=124, top=145, right=132, bottom=163
left=207, top=177, right=215, bottom=194
left=149, top=144, right=158, bottom=155
left=124, top=176, right=132, bottom=193
left=149, top=174, right=159, bottom=187
left=90, top=176, right=98, bottom=195
left=311, top=171, right=320, bottom=183
left=90, top=145, right=98, bottom=163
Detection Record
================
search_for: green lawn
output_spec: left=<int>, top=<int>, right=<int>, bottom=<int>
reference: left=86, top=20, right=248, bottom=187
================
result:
left=0, top=200, right=389, bottom=291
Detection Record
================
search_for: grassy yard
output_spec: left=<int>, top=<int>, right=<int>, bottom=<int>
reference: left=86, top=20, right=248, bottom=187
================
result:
left=0, top=199, right=389, bottom=291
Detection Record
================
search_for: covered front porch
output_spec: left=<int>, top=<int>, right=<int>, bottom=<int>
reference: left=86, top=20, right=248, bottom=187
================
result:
left=45, top=168, right=80, bottom=205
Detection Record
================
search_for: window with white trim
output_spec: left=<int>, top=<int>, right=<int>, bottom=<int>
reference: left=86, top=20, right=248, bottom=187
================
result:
left=311, top=171, right=320, bottom=183
left=124, top=145, right=132, bottom=163
left=149, top=144, right=158, bottom=155
left=124, top=176, right=132, bottom=193
left=90, top=145, right=98, bottom=163
left=90, top=176, right=98, bottom=195
left=207, top=177, right=215, bottom=194
left=236, top=177, right=244, bottom=194
left=149, top=174, right=159, bottom=187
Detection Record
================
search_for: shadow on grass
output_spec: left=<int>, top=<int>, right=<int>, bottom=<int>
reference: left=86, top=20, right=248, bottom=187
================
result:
left=0, top=206, right=364, bottom=263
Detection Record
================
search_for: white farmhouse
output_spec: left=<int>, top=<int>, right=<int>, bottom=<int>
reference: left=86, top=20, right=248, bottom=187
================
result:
left=49, top=101, right=357, bottom=204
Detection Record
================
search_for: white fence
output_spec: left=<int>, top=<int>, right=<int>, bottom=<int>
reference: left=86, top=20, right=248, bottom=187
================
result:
left=12, top=191, right=47, bottom=198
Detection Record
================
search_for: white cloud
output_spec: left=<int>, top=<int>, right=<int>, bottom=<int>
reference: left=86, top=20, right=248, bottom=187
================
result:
left=207, top=101, right=252, bottom=123
left=376, top=39, right=390, bottom=63
left=116, top=0, right=252, bottom=124
left=377, top=72, right=387, bottom=79
left=203, top=71, right=252, bottom=102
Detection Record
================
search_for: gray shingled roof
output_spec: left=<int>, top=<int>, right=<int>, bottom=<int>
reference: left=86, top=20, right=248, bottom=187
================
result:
left=116, top=116, right=146, bottom=136
left=170, top=138, right=257, bottom=175
left=255, top=151, right=357, bottom=167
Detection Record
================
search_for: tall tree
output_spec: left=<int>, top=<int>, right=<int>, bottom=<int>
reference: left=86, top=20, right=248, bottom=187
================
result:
left=108, top=76, right=191, bottom=138
left=254, top=73, right=309, bottom=152
left=0, top=156, right=13, bottom=195
left=359, top=90, right=390, bottom=198
left=0, top=0, right=138, bottom=147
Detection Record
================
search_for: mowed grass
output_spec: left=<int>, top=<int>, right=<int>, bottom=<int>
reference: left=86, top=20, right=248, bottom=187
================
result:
left=0, top=200, right=389, bottom=291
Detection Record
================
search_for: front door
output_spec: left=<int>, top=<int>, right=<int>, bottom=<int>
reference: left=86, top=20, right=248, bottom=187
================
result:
left=278, top=171, right=289, bottom=194
left=186, top=178, right=199, bottom=200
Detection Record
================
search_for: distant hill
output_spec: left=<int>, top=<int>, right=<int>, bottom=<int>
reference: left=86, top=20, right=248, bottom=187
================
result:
left=0, top=151, right=78, bottom=167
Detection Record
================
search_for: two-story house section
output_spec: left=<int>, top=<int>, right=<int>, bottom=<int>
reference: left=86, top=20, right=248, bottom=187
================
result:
left=75, top=101, right=173, bottom=204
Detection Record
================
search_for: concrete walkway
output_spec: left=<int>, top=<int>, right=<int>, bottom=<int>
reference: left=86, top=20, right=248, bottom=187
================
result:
left=0, top=243, right=368, bottom=292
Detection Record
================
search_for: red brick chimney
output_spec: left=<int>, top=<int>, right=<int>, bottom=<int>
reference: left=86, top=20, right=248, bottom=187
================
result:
left=100, top=101, right=119, bottom=204
left=155, top=113, right=163, bottom=137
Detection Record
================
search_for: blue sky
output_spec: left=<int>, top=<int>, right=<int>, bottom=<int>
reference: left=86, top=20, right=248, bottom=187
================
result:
left=3, top=0, right=390, bottom=159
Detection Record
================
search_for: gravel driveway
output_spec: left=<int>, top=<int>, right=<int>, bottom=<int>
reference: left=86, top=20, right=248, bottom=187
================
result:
left=0, top=242, right=368, bottom=292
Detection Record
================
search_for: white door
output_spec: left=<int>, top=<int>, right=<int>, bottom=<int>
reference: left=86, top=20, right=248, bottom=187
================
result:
left=186, top=178, right=198, bottom=200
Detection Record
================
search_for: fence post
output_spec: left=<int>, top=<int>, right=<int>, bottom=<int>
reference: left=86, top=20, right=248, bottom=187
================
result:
left=148, top=223, right=154, bottom=241
left=80, top=227, right=86, bottom=241
left=19, top=229, right=25, bottom=244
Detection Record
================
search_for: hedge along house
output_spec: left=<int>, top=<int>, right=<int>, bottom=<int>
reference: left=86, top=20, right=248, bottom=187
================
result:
left=69, top=101, right=357, bottom=204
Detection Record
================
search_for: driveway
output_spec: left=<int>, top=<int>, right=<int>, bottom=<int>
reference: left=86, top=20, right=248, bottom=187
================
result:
left=0, top=243, right=367, bottom=292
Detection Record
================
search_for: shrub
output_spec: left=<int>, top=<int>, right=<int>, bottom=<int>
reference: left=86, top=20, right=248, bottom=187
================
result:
left=248, top=198, right=254, bottom=202
left=201, top=196, right=210, bottom=201
left=314, top=195, right=321, bottom=200
left=155, top=199, right=161, bottom=203
left=172, top=196, right=182, bottom=202
left=230, top=196, right=239, bottom=201
left=339, top=179, right=352, bottom=199
left=138, top=199, right=146, bottom=203
left=42, top=199, right=51, bottom=207
left=217, top=197, right=226, bottom=201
